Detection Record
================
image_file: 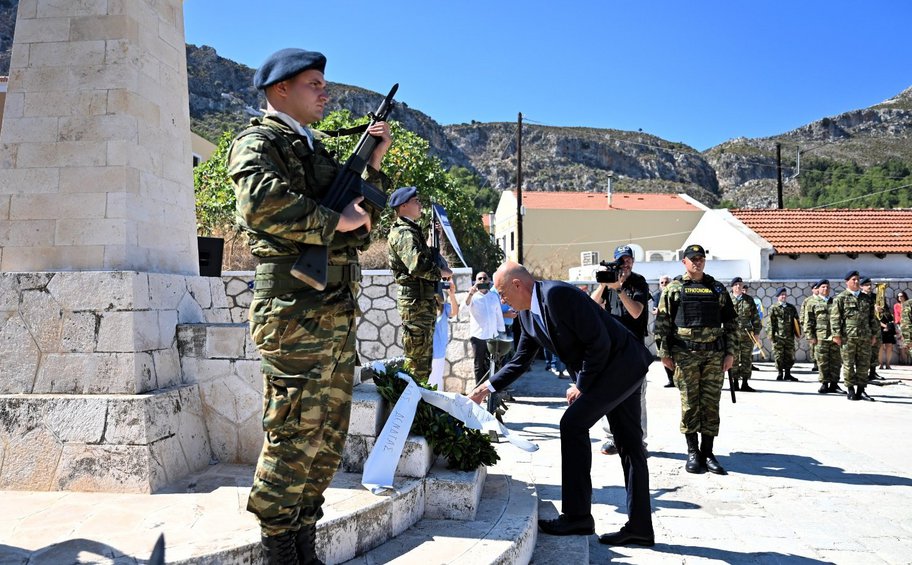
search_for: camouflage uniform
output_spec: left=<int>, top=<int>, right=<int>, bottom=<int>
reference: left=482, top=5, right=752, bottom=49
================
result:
left=902, top=300, right=912, bottom=349
left=830, top=289, right=879, bottom=387
left=388, top=215, right=441, bottom=382
left=767, top=301, right=799, bottom=375
left=800, top=295, right=817, bottom=367
left=655, top=273, right=737, bottom=436
left=862, top=292, right=881, bottom=373
left=804, top=295, right=841, bottom=384
left=731, top=293, right=761, bottom=385
left=229, top=115, right=387, bottom=536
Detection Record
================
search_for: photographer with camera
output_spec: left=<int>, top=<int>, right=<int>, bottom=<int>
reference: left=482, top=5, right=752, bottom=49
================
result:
left=591, top=245, right=650, bottom=456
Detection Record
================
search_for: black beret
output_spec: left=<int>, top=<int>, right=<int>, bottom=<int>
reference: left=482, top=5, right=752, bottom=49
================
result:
left=775, top=287, right=788, bottom=296
left=254, top=48, right=326, bottom=90
left=389, top=186, right=418, bottom=208
left=844, top=270, right=860, bottom=281
left=815, top=279, right=829, bottom=288
left=860, top=277, right=872, bottom=285
left=730, top=276, right=743, bottom=286
left=683, top=244, right=706, bottom=259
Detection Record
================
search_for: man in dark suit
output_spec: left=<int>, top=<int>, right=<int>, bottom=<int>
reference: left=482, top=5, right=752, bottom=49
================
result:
left=469, top=261, right=655, bottom=547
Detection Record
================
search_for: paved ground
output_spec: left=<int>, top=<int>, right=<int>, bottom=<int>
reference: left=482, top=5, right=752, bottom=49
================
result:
left=495, top=358, right=912, bottom=564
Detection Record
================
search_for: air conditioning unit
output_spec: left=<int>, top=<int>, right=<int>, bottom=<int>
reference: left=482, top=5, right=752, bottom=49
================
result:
left=646, top=250, right=676, bottom=262
left=580, top=251, right=600, bottom=266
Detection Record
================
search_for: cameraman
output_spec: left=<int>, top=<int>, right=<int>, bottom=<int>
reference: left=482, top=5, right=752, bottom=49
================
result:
left=591, top=245, right=649, bottom=455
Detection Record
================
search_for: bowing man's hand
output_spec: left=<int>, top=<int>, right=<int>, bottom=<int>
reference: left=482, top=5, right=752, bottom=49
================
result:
left=566, top=384, right=581, bottom=405
left=469, top=384, right=490, bottom=405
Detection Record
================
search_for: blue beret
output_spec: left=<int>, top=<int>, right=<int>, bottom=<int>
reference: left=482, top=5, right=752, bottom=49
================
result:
left=776, top=287, right=787, bottom=296
left=815, top=279, right=829, bottom=288
left=844, top=270, right=860, bottom=281
left=860, top=277, right=872, bottom=285
left=730, top=276, right=743, bottom=286
left=683, top=244, right=706, bottom=259
left=614, top=245, right=633, bottom=260
left=389, top=186, right=418, bottom=208
left=254, top=48, right=326, bottom=90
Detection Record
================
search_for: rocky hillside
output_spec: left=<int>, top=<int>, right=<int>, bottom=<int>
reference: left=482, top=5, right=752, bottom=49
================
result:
left=1, top=0, right=910, bottom=208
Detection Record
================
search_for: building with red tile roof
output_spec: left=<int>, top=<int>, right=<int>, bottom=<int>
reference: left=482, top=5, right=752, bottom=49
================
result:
left=493, top=191, right=708, bottom=279
left=685, top=208, right=912, bottom=280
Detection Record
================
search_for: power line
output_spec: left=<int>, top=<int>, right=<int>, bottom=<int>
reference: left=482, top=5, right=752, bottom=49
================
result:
left=809, top=182, right=912, bottom=209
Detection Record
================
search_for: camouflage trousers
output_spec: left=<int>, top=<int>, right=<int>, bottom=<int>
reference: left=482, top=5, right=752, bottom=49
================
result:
left=840, top=336, right=872, bottom=387
left=730, top=332, right=755, bottom=382
left=772, top=337, right=795, bottom=371
left=815, top=340, right=841, bottom=383
left=809, top=341, right=817, bottom=365
left=672, top=349, right=724, bottom=436
left=247, top=297, right=356, bottom=536
left=870, top=334, right=882, bottom=370
left=398, top=297, right=437, bottom=382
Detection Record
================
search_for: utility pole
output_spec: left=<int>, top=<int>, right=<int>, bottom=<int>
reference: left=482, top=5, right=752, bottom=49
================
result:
left=776, top=142, right=783, bottom=209
left=516, top=112, right=524, bottom=264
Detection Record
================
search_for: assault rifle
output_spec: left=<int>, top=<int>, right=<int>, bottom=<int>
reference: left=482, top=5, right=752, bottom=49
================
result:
left=728, top=370, right=737, bottom=404
left=291, top=83, right=399, bottom=290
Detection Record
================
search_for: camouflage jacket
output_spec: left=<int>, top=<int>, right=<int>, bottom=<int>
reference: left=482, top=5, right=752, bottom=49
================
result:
left=767, top=301, right=799, bottom=341
left=228, top=116, right=388, bottom=312
left=902, top=300, right=912, bottom=343
left=732, top=292, right=762, bottom=334
left=388, top=216, right=441, bottom=299
left=829, top=289, right=878, bottom=340
left=804, top=294, right=834, bottom=341
left=655, top=272, right=737, bottom=359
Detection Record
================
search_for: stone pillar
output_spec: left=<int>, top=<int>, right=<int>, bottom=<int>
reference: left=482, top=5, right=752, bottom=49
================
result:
left=0, top=0, right=198, bottom=274
left=0, top=1, right=211, bottom=494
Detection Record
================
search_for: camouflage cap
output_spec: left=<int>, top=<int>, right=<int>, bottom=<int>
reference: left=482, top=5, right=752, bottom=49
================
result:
left=254, top=48, right=326, bottom=90
left=683, top=244, right=706, bottom=259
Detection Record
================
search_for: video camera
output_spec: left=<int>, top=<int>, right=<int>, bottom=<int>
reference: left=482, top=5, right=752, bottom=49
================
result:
left=595, top=260, right=621, bottom=284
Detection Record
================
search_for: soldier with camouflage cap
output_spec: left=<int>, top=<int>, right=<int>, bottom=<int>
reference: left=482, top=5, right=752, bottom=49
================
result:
left=655, top=245, right=737, bottom=475
left=804, top=279, right=844, bottom=394
left=768, top=287, right=800, bottom=382
left=860, top=277, right=884, bottom=381
left=830, top=271, right=879, bottom=401
left=801, top=282, right=821, bottom=372
left=729, top=277, right=762, bottom=392
left=388, top=186, right=452, bottom=381
left=229, top=47, right=393, bottom=563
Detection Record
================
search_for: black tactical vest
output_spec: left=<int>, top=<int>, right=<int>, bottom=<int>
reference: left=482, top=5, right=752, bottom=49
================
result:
left=675, top=279, right=722, bottom=328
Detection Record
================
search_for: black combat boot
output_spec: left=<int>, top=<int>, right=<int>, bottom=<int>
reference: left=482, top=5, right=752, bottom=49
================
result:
left=856, top=385, right=876, bottom=402
left=818, top=382, right=829, bottom=393
left=811, top=362, right=819, bottom=372
left=776, top=369, right=784, bottom=381
left=784, top=370, right=799, bottom=382
left=829, top=382, right=844, bottom=393
left=740, top=378, right=756, bottom=392
left=294, top=523, right=325, bottom=565
left=261, top=531, right=300, bottom=565
left=846, top=385, right=857, bottom=401
left=685, top=433, right=705, bottom=473
left=700, top=434, right=727, bottom=475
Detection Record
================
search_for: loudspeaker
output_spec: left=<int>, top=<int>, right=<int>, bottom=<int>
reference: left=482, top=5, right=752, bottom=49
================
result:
left=197, top=236, right=224, bottom=277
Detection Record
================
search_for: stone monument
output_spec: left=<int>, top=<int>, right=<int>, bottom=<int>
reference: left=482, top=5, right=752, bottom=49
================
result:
left=0, top=0, right=213, bottom=493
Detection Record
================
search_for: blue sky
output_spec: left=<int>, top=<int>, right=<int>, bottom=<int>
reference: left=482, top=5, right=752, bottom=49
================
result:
left=184, top=1, right=911, bottom=151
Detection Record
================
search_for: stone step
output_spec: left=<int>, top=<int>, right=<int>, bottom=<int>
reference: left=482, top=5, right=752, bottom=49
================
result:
left=341, top=465, right=538, bottom=565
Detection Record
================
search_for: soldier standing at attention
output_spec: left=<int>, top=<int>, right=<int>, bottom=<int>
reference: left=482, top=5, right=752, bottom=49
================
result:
left=802, top=283, right=821, bottom=372
left=729, top=277, right=761, bottom=392
left=655, top=245, right=737, bottom=475
left=830, top=271, right=879, bottom=401
left=388, top=186, right=452, bottom=382
left=768, top=288, right=800, bottom=382
left=229, top=48, right=393, bottom=564
left=901, top=294, right=912, bottom=357
left=804, top=280, right=844, bottom=394
left=860, top=278, right=883, bottom=381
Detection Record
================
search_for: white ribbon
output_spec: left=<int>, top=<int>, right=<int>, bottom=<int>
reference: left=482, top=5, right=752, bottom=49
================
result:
left=361, top=368, right=537, bottom=493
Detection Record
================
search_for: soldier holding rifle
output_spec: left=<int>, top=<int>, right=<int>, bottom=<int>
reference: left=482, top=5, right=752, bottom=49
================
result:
left=229, top=48, right=393, bottom=564
left=729, top=277, right=761, bottom=392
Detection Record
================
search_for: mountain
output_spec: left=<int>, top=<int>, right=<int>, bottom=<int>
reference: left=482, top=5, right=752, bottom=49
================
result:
left=1, top=1, right=910, bottom=208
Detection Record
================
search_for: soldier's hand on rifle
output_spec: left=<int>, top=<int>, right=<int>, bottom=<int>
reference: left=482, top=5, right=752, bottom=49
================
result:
left=337, top=196, right=372, bottom=233
left=367, top=121, right=393, bottom=168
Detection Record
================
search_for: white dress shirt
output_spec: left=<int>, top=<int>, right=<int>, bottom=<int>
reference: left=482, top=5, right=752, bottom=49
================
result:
left=466, top=289, right=505, bottom=340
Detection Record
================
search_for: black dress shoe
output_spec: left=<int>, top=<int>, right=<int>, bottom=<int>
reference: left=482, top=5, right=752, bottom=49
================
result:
left=538, top=514, right=595, bottom=536
left=598, top=527, right=655, bottom=547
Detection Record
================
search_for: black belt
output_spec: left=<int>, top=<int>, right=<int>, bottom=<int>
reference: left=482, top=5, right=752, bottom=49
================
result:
left=675, top=338, right=724, bottom=352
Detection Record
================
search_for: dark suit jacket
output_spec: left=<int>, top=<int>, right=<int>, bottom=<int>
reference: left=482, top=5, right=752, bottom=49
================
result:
left=491, top=280, right=652, bottom=399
